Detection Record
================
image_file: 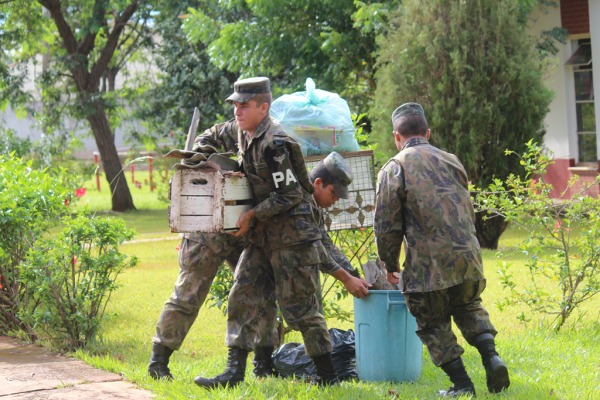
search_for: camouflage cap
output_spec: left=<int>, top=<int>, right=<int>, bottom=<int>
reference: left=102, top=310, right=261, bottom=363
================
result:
left=391, top=102, right=425, bottom=123
left=323, top=151, right=353, bottom=199
left=226, top=77, right=271, bottom=103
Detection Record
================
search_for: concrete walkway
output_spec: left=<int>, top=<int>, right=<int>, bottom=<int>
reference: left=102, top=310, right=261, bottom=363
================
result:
left=0, top=336, right=154, bottom=399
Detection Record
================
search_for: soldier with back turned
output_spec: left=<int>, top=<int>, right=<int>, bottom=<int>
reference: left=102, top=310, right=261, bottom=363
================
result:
left=374, top=102, right=510, bottom=397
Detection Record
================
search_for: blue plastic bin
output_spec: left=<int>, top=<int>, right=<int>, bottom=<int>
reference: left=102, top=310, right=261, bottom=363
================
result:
left=354, top=290, right=422, bottom=382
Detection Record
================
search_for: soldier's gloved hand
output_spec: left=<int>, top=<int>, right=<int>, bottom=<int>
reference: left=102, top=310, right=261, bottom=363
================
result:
left=183, top=152, right=209, bottom=165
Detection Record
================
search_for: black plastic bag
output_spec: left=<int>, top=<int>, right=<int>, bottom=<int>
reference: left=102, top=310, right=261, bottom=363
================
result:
left=272, top=328, right=357, bottom=381
left=272, top=342, right=315, bottom=378
left=330, top=328, right=357, bottom=380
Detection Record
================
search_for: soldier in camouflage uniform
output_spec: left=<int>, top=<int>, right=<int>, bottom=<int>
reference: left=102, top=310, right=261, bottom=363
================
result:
left=309, top=151, right=371, bottom=298
left=373, top=102, right=510, bottom=397
left=193, top=77, right=369, bottom=390
left=148, top=121, right=279, bottom=380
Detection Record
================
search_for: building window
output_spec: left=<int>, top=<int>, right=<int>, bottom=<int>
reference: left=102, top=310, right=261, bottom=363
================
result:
left=567, top=39, right=596, bottom=164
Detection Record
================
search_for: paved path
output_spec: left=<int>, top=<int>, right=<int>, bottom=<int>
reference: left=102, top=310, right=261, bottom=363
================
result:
left=0, top=336, right=154, bottom=399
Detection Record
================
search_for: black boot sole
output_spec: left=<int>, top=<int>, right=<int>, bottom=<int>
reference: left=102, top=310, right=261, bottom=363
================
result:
left=193, top=376, right=243, bottom=389
left=148, top=368, right=173, bottom=380
left=437, top=385, right=476, bottom=397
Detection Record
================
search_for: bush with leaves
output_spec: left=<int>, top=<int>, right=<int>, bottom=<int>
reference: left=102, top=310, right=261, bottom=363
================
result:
left=18, top=215, right=138, bottom=351
left=472, top=141, right=600, bottom=332
left=0, top=155, right=69, bottom=340
left=1, top=154, right=136, bottom=350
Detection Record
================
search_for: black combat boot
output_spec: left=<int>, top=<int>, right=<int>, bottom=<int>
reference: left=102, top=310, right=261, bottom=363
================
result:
left=148, top=343, right=174, bottom=380
left=253, top=346, right=278, bottom=378
left=473, top=333, right=510, bottom=393
left=194, top=347, right=248, bottom=389
left=438, top=358, right=476, bottom=397
left=311, top=353, right=340, bottom=386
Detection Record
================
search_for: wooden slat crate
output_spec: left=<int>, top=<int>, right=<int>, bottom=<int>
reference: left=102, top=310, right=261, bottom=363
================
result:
left=168, top=169, right=253, bottom=233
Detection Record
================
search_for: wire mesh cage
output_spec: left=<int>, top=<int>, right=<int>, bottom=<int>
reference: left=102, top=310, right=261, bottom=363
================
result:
left=305, top=150, right=376, bottom=231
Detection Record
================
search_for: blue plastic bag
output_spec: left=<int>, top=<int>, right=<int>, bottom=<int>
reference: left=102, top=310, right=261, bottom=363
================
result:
left=271, top=78, right=360, bottom=156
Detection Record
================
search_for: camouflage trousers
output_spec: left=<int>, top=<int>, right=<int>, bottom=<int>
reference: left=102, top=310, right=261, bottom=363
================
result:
left=403, top=280, right=498, bottom=367
left=152, top=233, right=266, bottom=351
left=226, top=241, right=331, bottom=357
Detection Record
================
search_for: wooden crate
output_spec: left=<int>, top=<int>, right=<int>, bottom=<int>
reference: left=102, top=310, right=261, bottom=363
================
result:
left=168, top=169, right=253, bottom=233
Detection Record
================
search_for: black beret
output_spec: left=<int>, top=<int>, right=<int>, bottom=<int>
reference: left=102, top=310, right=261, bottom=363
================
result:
left=226, top=77, right=271, bottom=103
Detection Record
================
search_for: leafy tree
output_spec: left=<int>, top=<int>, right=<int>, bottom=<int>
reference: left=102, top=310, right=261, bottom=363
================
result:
left=182, top=0, right=399, bottom=114
left=127, top=0, right=237, bottom=149
left=371, top=0, right=553, bottom=249
left=0, top=0, right=159, bottom=212
left=0, top=128, right=32, bottom=158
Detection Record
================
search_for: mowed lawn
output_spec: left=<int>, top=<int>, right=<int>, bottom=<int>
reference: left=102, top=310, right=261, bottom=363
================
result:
left=74, top=172, right=600, bottom=400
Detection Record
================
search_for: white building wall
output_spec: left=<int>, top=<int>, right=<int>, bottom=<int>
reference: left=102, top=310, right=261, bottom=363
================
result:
left=529, top=4, right=574, bottom=160
left=1, top=51, right=156, bottom=160
left=590, top=0, right=600, bottom=158
left=2, top=105, right=130, bottom=160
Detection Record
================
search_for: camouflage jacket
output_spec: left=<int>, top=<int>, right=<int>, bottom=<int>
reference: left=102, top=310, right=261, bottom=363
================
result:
left=239, top=116, right=323, bottom=250
left=310, top=196, right=351, bottom=276
left=192, top=119, right=240, bottom=156
left=374, top=136, right=484, bottom=293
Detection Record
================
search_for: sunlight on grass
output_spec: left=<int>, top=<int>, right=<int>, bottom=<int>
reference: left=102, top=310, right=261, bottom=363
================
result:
left=80, top=168, right=172, bottom=212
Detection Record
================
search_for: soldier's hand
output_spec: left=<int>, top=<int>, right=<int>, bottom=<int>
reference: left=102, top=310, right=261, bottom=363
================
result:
left=332, top=268, right=370, bottom=298
left=387, top=272, right=400, bottom=285
left=231, top=209, right=255, bottom=237
left=343, top=277, right=371, bottom=298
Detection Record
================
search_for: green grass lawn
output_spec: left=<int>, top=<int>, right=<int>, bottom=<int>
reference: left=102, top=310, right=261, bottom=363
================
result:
left=74, top=174, right=600, bottom=399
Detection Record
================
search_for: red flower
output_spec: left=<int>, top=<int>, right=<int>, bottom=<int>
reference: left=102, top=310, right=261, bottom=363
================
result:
left=75, top=188, right=87, bottom=198
left=554, top=219, right=562, bottom=232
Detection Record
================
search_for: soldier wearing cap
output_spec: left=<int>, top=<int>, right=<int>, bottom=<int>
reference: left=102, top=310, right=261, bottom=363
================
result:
left=373, top=102, right=510, bottom=397
left=311, top=151, right=353, bottom=206
left=148, top=121, right=280, bottom=382
left=309, top=152, right=369, bottom=284
left=193, top=78, right=368, bottom=389
left=148, top=77, right=280, bottom=381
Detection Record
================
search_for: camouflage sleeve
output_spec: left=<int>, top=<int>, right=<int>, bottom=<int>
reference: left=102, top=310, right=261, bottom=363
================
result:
left=374, top=161, right=405, bottom=273
left=318, top=228, right=357, bottom=276
left=314, top=206, right=343, bottom=275
left=305, top=197, right=360, bottom=276
left=192, top=120, right=238, bottom=154
left=253, top=140, right=304, bottom=221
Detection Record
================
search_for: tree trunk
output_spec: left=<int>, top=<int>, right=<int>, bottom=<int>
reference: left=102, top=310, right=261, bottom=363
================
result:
left=474, top=212, right=508, bottom=250
left=87, top=101, right=135, bottom=212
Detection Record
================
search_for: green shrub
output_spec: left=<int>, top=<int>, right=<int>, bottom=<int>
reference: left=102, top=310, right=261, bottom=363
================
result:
left=1, top=154, right=136, bottom=350
left=0, top=155, right=69, bottom=339
left=18, top=214, right=138, bottom=351
left=473, top=141, right=600, bottom=332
